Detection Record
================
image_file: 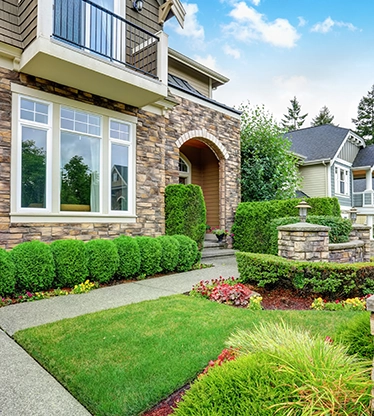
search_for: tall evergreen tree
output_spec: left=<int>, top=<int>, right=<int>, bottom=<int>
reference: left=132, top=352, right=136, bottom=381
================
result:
left=311, top=106, right=335, bottom=126
left=281, top=96, right=308, bottom=131
left=352, top=84, right=374, bottom=144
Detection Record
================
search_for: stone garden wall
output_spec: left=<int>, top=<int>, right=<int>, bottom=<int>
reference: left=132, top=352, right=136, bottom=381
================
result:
left=278, top=223, right=371, bottom=264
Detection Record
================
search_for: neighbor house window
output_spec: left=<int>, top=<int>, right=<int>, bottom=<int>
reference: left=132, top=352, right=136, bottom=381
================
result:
left=335, top=166, right=350, bottom=196
left=13, top=88, right=136, bottom=221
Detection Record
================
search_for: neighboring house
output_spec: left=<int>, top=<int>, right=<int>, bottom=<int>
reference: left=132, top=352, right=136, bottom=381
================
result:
left=0, top=0, right=241, bottom=248
left=286, top=124, right=374, bottom=237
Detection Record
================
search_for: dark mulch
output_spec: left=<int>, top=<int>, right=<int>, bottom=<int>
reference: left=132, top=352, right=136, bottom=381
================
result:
left=142, top=286, right=317, bottom=416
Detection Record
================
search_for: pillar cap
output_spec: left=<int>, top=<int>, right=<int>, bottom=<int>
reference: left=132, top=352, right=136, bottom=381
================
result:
left=277, top=222, right=330, bottom=232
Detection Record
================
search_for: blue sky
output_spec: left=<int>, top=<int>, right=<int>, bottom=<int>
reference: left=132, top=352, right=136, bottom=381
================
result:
left=165, top=0, right=374, bottom=128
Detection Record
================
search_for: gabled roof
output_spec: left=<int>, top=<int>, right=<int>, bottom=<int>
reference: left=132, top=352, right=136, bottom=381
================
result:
left=285, top=125, right=352, bottom=162
left=168, top=74, right=241, bottom=115
left=352, top=145, right=374, bottom=168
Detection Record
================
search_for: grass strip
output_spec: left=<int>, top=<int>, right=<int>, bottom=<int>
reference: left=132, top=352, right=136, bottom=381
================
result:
left=14, top=295, right=355, bottom=416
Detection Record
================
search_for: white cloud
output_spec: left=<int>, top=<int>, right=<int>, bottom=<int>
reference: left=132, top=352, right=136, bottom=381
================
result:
left=174, top=3, right=205, bottom=39
left=311, top=16, right=357, bottom=34
left=251, top=0, right=260, bottom=5
left=223, top=44, right=241, bottom=59
left=194, top=55, right=219, bottom=72
left=298, top=16, right=307, bottom=27
left=223, top=2, right=300, bottom=48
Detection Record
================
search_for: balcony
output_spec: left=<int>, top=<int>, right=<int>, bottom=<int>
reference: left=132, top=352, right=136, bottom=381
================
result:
left=353, top=191, right=374, bottom=208
left=18, top=0, right=168, bottom=107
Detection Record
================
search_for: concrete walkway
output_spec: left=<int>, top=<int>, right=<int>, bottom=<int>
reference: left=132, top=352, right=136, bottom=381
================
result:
left=0, top=255, right=238, bottom=416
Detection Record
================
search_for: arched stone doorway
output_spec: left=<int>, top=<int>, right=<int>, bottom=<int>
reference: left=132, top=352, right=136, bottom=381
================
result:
left=176, top=130, right=228, bottom=230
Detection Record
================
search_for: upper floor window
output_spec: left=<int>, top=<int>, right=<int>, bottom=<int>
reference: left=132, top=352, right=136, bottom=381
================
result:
left=13, top=89, right=136, bottom=221
left=335, top=166, right=349, bottom=196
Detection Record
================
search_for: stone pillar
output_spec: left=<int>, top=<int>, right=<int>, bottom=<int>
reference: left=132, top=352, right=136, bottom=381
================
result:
left=350, top=223, right=371, bottom=262
left=277, top=222, right=330, bottom=262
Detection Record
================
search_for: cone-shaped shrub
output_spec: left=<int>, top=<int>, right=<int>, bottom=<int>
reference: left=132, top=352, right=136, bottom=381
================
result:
left=136, top=236, right=162, bottom=277
left=172, top=235, right=198, bottom=272
left=0, top=248, right=15, bottom=296
left=157, top=235, right=180, bottom=273
left=11, top=241, right=55, bottom=292
left=50, top=239, right=88, bottom=287
left=85, top=239, right=119, bottom=284
left=113, top=236, right=140, bottom=279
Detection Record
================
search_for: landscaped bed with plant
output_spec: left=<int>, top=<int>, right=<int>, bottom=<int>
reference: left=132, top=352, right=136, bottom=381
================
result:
left=14, top=294, right=373, bottom=416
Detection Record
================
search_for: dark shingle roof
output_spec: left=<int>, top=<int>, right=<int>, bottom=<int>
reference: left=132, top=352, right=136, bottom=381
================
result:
left=353, top=178, right=374, bottom=192
left=168, top=74, right=241, bottom=115
left=352, top=145, right=374, bottom=167
left=285, top=125, right=351, bottom=162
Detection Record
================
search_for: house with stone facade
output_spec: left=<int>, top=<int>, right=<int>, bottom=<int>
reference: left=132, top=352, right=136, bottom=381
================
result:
left=0, top=0, right=241, bottom=248
left=286, top=124, right=374, bottom=237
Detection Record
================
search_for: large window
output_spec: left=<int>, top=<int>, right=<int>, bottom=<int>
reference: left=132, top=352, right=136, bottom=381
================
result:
left=13, top=87, right=136, bottom=221
left=335, top=166, right=350, bottom=196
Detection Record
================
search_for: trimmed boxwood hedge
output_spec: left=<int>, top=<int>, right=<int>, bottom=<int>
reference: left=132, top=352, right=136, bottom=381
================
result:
left=172, top=234, right=199, bottom=272
left=0, top=248, right=16, bottom=296
left=157, top=235, right=180, bottom=273
left=236, top=251, right=374, bottom=298
left=11, top=241, right=55, bottom=292
left=165, top=184, right=206, bottom=251
left=85, top=239, right=119, bottom=283
left=268, top=215, right=352, bottom=255
left=232, top=197, right=341, bottom=254
left=51, top=240, right=89, bottom=287
left=113, top=236, right=140, bottom=279
left=136, top=236, right=162, bottom=277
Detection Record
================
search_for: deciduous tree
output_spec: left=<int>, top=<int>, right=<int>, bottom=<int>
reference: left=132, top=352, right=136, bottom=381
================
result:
left=240, top=103, right=301, bottom=202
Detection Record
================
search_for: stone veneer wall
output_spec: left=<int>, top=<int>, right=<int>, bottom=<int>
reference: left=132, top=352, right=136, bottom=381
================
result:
left=0, top=69, right=241, bottom=248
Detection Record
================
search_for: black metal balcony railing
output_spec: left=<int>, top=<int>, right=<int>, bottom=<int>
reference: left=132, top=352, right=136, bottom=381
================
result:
left=53, top=0, right=159, bottom=79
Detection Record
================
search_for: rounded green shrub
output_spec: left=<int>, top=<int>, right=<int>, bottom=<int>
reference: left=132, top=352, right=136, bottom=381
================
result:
left=11, top=241, right=55, bottom=292
left=0, top=248, right=15, bottom=296
left=136, top=236, right=162, bottom=277
left=85, top=239, right=119, bottom=284
left=50, top=239, right=88, bottom=287
left=172, top=235, right=198, bottom=272
left=335, top=312, right=374, bottom=360
left=157, top=235, right=179, bottom=273
left=165, top=184, right=206, bottom=251
left=113, top=236, right=140, bottom=279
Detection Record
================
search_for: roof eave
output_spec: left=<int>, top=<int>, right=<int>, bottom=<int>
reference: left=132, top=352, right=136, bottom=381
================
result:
left=168, top=48, right=229, bottom=87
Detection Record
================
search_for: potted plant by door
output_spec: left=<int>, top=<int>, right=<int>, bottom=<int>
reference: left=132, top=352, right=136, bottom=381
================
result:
left=212, top=228, right=228, bottom=242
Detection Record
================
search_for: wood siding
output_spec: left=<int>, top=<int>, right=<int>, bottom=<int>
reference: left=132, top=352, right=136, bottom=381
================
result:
left=169, top=59, right=210, bottom=97
left=126, top=0, right=162, bottom=34
left=0, top=0, right=37, bottom=49
left=0, top=0, right=22, bottom=48
left=18, top=0, right=37, bottom=48
left=299, top=164, right=327, bottom=197
left=338, top=140, right=360, bottom=164
left=180, top=143, right=219, bottom=228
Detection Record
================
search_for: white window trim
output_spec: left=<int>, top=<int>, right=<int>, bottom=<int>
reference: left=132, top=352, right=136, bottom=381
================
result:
left=11, top=84, right=137, bottom=223
left=334, top=165, right=350, bottom=197
left=179, top=153, right=191, bottom=184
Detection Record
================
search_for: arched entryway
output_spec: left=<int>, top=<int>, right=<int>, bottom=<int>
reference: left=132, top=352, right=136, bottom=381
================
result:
left=176, top=130, right=228, bottom=230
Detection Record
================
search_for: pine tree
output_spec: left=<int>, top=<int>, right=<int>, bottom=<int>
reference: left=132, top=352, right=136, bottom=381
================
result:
left=311, top=106, right=335, bottom=126
left=281, top=96, right=308, bottom=131
left=352, top=84, right=374, bottom=144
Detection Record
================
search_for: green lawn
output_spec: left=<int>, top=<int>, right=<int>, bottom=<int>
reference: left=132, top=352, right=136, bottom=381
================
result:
left=14, top=295, right=357, bottom=416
